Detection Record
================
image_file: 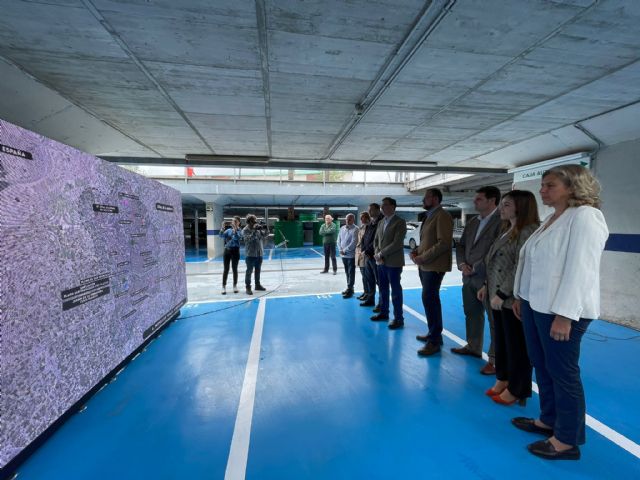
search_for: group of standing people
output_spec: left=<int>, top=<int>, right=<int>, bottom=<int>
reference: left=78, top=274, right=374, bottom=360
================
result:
left=219, top=214, right=267, bottom=296
left=408, top=164, right=608, bottom=460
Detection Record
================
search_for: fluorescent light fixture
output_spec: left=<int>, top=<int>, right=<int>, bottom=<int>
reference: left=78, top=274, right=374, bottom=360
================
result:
left=185, top=154, right=269, bottom=164
left=369, top=160, right=438, bottom=167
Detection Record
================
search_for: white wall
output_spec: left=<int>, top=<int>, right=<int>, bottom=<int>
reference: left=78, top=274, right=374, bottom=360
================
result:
left=595, top=138, right=640, bottom=329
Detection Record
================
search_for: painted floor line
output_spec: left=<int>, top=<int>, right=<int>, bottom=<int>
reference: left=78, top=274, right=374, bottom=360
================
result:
left=268, top=248, right=274, bottom=261
left=224, top=297, right=267, bottom=480
left=310, top=248, right=324, bottom=258
left=402, top=304, right=640, bottom=460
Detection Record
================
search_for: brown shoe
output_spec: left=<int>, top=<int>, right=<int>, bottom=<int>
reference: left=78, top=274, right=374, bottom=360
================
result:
left=416, top=334, right=430, bottom=342
left=480, top=362, right=496, bottom=375
left=450, top=346, right=482, bottom=358
left=417, top=343, right=441, bottom=357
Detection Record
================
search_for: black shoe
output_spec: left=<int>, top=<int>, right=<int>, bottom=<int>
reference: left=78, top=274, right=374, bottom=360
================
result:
left=370, top=313, right=389, bottom=322
left=360, top=301, right=375, bottom=307
left=357, top=294, right=366, bottom=300
left=388, top=321, right=404, bottom=330
left=333, top=270, right=337, bottom=275
left=342, top=292, right=354, bottom=299
left=527, top=440, right=580, bottom=460
left=512, top=417, right=554, bottom=437
left=320, top=270, right=329, bottom=274
left=341, top=289, right=350, bottom=295
left=450, top=346, right=482, bottom=358
left=255, top=285, right=266, bottom=291
left=417, top=343, right=441, bottom=356
left=416, top=334, right=430, bottom=342
left=246, top=287, right=253, bottom=295
left=372, top=306, right=381, bottom=313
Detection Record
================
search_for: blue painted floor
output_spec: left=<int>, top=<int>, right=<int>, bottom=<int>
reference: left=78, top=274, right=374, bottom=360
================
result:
left=13, top=288, right=640, bottom=479
left=185, top=246, right=329, bottom=262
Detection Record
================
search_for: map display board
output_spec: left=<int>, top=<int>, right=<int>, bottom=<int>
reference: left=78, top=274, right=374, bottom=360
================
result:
left=0, top=119, right=187, bottom=469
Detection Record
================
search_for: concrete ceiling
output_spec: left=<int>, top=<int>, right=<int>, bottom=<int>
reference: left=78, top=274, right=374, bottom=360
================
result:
left=1, top=0, right=639, bottom=173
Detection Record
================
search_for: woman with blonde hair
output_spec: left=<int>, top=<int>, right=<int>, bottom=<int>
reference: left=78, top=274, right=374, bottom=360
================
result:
left=478, top=190, right=539, bottom=406
left=512, top=165, right=609, bottom=460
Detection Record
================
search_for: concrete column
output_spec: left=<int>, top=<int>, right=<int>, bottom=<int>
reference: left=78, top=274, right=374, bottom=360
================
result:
left=206, top=202, right=224, bottom=259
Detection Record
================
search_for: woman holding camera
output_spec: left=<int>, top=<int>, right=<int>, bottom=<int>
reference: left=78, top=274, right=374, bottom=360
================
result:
left=219, top=216, right=242, bottom=294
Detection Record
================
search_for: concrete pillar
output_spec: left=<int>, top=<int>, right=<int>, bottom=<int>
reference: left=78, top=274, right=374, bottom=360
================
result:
left=206, top=202, right=224, bottom=259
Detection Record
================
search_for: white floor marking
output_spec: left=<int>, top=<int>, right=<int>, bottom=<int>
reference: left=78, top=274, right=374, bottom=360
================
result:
left=310, top=248, right=324, bottom=257
left=225, top=297, right=267, bottom=480
left=268, top=248, right=274, bottom=260
left=403, top=304, right=640, bottom=460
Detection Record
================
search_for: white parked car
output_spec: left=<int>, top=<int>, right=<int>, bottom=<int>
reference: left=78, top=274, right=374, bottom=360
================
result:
left=404, top=222, right=421, bottom=249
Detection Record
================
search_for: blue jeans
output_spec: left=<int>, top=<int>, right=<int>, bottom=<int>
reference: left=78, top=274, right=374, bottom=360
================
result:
left=342, top=257, right=355, bottom=291
left=419, top=270, right=445, bottom=345
left=245, top=256, right=263, bottom=287
left=377, top=265, right=403, bottom=321
left=521, top=299, right=592, bottom=445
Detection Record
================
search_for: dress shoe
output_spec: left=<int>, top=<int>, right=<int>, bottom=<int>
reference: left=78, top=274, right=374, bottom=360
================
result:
left=480, top=362, right=496, bottom=375
left=221, top=286, right=227, bottom=295
left=417, top=343, right=440, bottom=356
left=333, top=270, right=337, bottom=275
left=246, top=286, right=253, bottom=295
left=370, top=313, right=389, bottom=321
left=360, top=301, right=375, bottom=307
left=233, top=285, right=239, bottom=293
left=372, top=306, right=381, bottom=313
left=388, top=321, right=404, bottom=330
left=357, top=294, right=366, bottom=300
left=255, top=285, right=266, bottom=291
left=492, top=393, right=526, bottom=406
left=527, top=440, right=580, bottom=460
left=416, top=334, right=430, bottom=342
left=450, top=346, right=482, bottom=358
left=320, top=270, right=329, bottom=274
left=511, top=417, right=553, bottom=437
left=342, top=292, right=354, bottom=299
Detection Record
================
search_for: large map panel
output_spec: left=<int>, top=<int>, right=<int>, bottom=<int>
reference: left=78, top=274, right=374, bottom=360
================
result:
left=0, top=119, right=187, bottom=469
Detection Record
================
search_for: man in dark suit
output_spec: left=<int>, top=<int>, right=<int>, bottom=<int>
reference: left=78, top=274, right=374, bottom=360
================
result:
left=410, top=188, right=453, bottom=356
left=452, top=186, right=502, bottom=374
left=371, top=197, right=407, bottom=329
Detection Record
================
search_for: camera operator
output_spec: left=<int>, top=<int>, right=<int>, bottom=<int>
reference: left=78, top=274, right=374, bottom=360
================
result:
left=219, top=216, right=242, bottom=294
left=242, top=214, right=268, bottom=295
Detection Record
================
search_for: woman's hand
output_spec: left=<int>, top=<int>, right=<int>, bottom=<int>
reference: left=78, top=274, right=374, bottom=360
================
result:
left=512, top=299, right=521, bottom=320
left=477, top=286, right=486, bottom=302
left=490, top=295, right=504, bottom=310
left=550, top=315, right=572, bottom=341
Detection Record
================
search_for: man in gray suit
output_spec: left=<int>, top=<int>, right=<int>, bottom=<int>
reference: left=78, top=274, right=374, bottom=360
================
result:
left=371, top=197, right=407, bottom=330
left=452, top=186, right=502, bottom=375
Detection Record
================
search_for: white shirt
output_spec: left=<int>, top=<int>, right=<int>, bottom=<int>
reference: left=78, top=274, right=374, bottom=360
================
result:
left=383, top=214, right=396, bottom=233
left=474, top=208, right=498, bottom=243
left=514, top=206, right=609, bottom=321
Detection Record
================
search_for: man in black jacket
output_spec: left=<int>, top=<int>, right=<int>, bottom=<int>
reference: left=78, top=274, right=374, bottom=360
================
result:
left=360, top=203, right=383, bottom=308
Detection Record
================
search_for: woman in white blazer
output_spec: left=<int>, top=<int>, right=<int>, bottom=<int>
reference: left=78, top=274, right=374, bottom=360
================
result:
left=511, top=165, right=609, bottom=461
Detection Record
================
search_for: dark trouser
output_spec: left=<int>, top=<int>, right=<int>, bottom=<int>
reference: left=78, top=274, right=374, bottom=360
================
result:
left=493, top=307, right=532, bottom=399
left=342, top=257, right=355, bottom=291
left=323, top=243, right=337, bottom=272
left=245, top=256, right=263, bottom=287
left=377, top=265, right=403, bottom=321
left=222, top=246, right=240, bottom=286
left=462, top=281, right=495, bottom=362
left=521, top=300, right=592, bottom=446
left=359, top=266, right=369, bottom=295
left=419, top=270, right=446, bottom=345
left=364, top=256, right=378, bottom=303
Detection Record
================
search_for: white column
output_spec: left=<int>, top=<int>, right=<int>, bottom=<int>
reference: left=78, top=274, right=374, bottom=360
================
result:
left=206, top=202, right=224, bottom=259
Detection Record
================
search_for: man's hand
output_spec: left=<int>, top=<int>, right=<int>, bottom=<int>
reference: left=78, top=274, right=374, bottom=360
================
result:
left=460, top=263, right=473, bottom=276
left=477, top=286, right=486, bottom=302
left=513, top=299, right=521, bottom=320
left=550, top=315, right=572, bottom=342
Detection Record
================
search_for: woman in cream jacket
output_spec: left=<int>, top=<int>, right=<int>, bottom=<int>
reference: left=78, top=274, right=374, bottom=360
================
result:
left=512, top=165, right=609, bottom=461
